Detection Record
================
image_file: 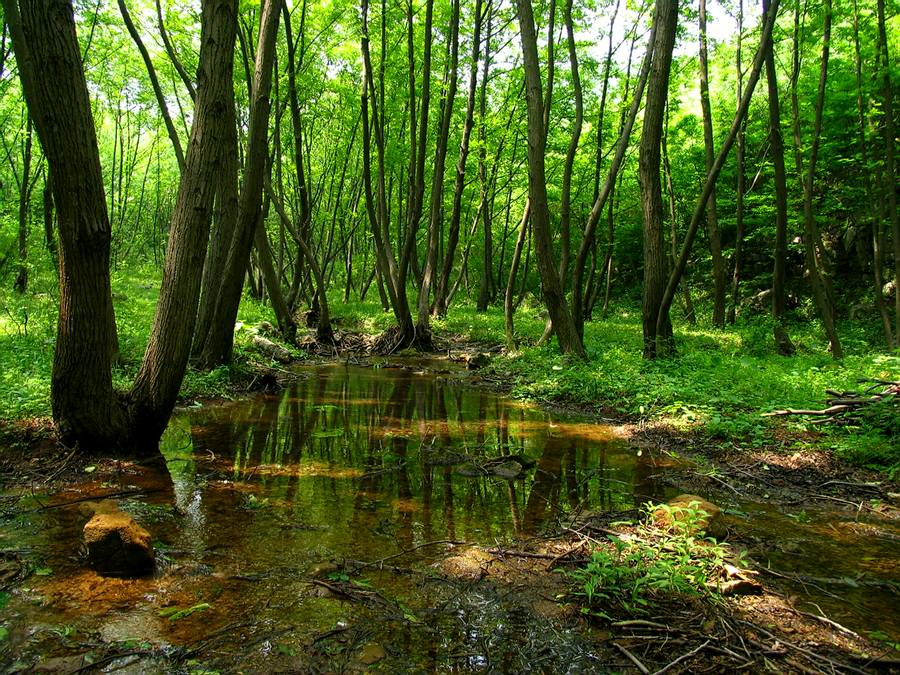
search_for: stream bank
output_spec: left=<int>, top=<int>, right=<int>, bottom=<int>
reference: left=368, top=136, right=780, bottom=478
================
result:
left=1, top=358, right=898, bottom=672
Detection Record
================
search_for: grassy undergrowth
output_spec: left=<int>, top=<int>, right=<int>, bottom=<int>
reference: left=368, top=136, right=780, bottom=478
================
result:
left=2, top=264, right=897, bottom=473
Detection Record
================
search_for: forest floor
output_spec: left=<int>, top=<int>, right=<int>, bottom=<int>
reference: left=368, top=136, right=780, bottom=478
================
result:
left=2, top=274, right=899, bottom=670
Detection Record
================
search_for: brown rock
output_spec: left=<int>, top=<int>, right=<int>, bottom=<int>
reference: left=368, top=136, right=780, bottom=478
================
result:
left=83, top=511, right=155, bottom=576
left=653, top=494, right=726, bottom=539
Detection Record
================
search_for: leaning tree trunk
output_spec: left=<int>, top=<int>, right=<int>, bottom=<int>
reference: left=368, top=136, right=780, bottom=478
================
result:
left=639, top=0, right=678, bottom=359
left=515, top=0, right=585, bottom=358
left=655, top=0, right=779, bottom=345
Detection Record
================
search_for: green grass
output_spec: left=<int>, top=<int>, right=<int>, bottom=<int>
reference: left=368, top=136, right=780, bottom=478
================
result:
left=440, top=299, right=898, bottom=473
left=2, top=263, right=897, bottom=473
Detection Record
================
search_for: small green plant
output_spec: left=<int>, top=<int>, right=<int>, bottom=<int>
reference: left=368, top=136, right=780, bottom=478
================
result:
left=569, top=504, right=730, bottom=620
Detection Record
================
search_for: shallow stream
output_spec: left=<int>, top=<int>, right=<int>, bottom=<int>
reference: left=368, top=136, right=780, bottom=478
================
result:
left=1, top=361, right=898, bottom=671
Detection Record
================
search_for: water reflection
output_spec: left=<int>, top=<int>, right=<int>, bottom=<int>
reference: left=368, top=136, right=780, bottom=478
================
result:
left=165, top=364, right=665, bottom=549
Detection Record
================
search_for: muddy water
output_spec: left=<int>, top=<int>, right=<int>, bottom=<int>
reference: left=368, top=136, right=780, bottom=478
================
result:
left=1, top=362, right=898, bottom=672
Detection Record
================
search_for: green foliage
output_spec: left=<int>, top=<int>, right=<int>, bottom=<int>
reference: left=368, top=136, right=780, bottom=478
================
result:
left=493, top=299, right=899, bottom=473
left=569, top=504, right=730, bottom=619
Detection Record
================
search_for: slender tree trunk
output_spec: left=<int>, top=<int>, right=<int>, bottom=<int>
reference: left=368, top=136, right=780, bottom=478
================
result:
left=13, top=115, right=32, bottom=294
left=433, top=0, right=485, bottom=317
left=557, top=0, right=581, bottom=295
left=418, top=0, right=459, bottom=337
left=504, top=200, right=530, bottom=347
left=571, top=15, right=653, bottom=338
left=853, top=0, right=892, bottom=348
left=662, top=106, right=696, bottom=323
left=763, top=0, right=794, bottom=355
left=655, top=0, right=779, bottom=344
left=515, top=0, right=585, bottom=358
left=876, top=0, right=899, bottom=344
left=196, top=0, right=286, bottom=368
left=155, top=0, right=195, bottom=101
left=640, top=0, right=678, bottom=359
left=698, top=0, right=726, bottom=327
left=118, top=0, right=185, bottom=171
left=728, top=0, right=746, bottom=325
left=789, top=0, right=842, bottom=358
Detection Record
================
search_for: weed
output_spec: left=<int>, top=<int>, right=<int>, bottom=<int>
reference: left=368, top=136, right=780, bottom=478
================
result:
left=568, top=503, right=732, bottom=620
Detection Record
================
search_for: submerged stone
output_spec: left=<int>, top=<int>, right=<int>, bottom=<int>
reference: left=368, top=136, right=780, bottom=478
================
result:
left=83, top=510, right=155, bottom=577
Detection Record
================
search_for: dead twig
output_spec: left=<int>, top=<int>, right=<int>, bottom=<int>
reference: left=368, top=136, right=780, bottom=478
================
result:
left=612, top=642, right=650, bottom=674
left=651, top=640, right=710, bottom=675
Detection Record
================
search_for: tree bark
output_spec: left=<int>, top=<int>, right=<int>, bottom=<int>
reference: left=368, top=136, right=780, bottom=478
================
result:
left=195, top=0, right=286, bottom=368
left=640, top=0, right=678, bottom=359
left=655, top=0, right=779, bottom=345
left=515, top=0, right=585, bottom=358
left=5, top=0, right=237, bottom=452
left=698, top=0, right=726, bottom=327
left=789, top=0, right=842, bottom=358
left=13, top=114, right=32, bottom=294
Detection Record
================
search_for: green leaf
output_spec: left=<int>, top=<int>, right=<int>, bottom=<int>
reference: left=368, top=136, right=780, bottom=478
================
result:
left=34, top=567, right=53, bottom=576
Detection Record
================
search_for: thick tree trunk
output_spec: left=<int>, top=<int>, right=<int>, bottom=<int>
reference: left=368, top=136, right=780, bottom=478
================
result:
left=42, top=171, right=58, bottom=276
left=129, top=0, right=239, bottom=446
left=639, top=0, right=678, bottom=359
left=515, top=0, right=585, bottom=358
left=195, top=0, right=287, bottom=368
left=6, top=0, right=237, bottom=452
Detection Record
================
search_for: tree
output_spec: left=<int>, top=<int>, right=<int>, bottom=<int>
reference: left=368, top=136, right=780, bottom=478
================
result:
left=515, top=0, right=585, bottom=358
left=4, top=0, right=238, bottom=452
left=639, top=0, right=678, bottom=359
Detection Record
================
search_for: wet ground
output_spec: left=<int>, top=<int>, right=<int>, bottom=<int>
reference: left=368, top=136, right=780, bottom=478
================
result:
left=1, top=361, right=898, bottom=672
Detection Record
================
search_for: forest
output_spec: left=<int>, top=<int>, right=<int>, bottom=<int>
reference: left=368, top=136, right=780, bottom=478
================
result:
left=0, top=0, right=899, bottom=670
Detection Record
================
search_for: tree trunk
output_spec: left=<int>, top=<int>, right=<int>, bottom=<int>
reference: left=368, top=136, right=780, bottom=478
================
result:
left=698, top=0, right=726, bottom=327
left=434, top=0, right=485, bottom=317
left=5, top=0, right=237, bottom=452
left=763, top=0, right=794, bottom=355
left=571, top=14, right=653, bottom=338
left=13, top=115, right=32, bottom=294
left=118, top=0, right=185, bottom=171
left=42, top=170, right=58, bottom=276
left=655, top=0, right=779, bottom=344
left=789, top=0, right=842, bottom=358
left=515, top=0, right=585, bottom=358
left=876, top=0, right=899, bottom=345
left=728, top=0, right=746, bottom=326
left=418, top=0, right=459, bottom=338
left=504, top=199, right=530, bottom=347
left=639, top=0, right=678, bottom=359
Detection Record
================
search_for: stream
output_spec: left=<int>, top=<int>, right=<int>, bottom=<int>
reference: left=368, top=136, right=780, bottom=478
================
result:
left=1, top=361, right=898, bottom=672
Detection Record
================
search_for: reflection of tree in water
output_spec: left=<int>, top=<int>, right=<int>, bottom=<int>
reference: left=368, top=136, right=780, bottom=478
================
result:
left=174, top=365, right=663, bottom=550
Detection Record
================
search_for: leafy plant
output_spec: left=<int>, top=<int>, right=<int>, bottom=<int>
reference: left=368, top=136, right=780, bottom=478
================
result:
left=569, top=504, right=731, bottom=619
